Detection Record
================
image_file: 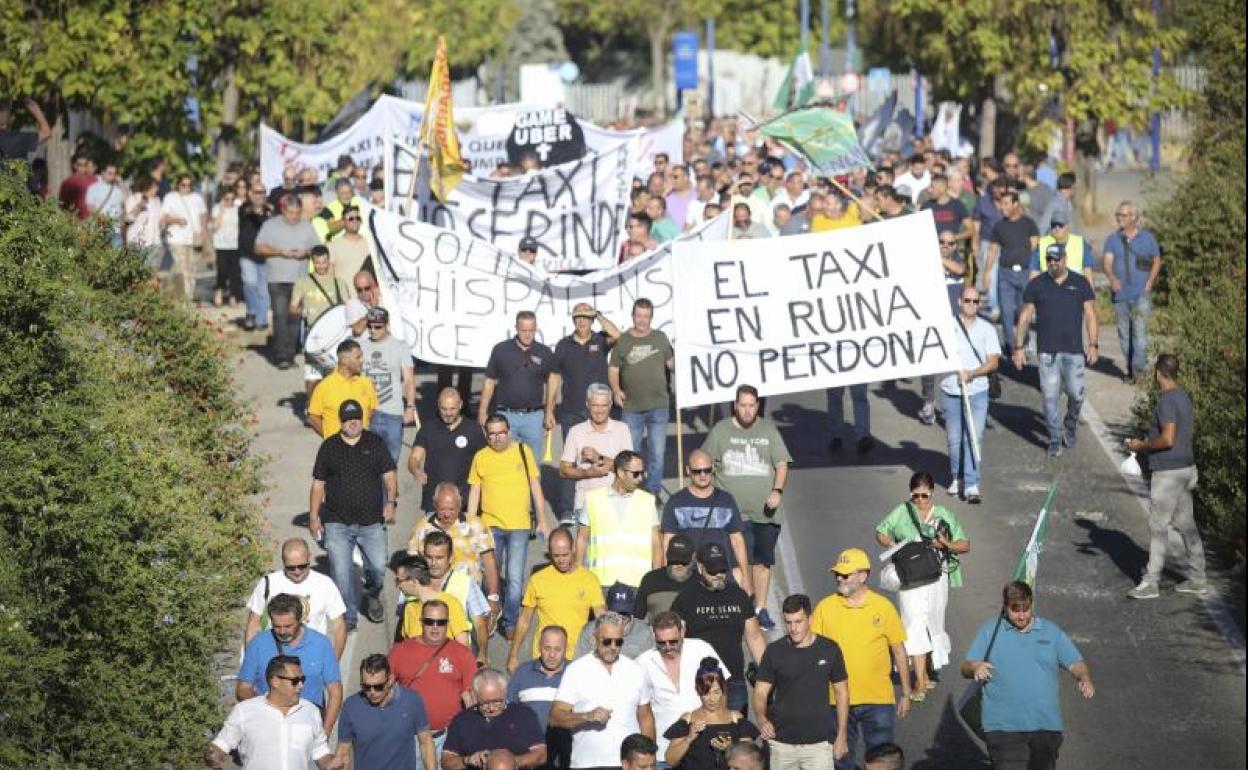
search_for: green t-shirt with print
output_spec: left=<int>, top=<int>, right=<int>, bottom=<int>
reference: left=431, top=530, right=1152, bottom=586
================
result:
left=702, top=416, right=792, bottom=524
left=609, top=330, right=673, bottom=412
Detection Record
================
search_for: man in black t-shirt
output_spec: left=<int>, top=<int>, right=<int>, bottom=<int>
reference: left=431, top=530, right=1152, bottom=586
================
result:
left=670, top=542, right=766, bottom=714
left=633, top=536, right=697, bottom=623
left=755, top=594, right=850, bottom=767
left=309, top=400, right=398, bottom=629
left=983, top=189, right=1040, bottom=358
left=409, top=388, right=487, bottom=512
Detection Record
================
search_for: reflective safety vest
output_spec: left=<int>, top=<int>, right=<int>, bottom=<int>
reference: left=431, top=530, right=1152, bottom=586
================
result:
left=584, top=486, right=656, bottom=588
left=1037, top=234, right=1088, bottom=273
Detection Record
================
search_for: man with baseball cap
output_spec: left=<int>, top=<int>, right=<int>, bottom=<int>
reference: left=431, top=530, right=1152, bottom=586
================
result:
left=358, top=305, right=417, bottom=463
left=1031, top=215, right=1095, bottom=285
left=574, top=582, right=653, bottom=660
left=633, top=535, right=697, bottom=623
left=518, top=236, right=540, bottom=265
left=308, top=399, right=398, bottom=630
left=812, top=548, right=911, bottom=770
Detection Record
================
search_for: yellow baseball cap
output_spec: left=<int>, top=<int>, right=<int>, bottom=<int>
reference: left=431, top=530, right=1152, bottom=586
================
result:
left=831, top=548, right=871, bottom=575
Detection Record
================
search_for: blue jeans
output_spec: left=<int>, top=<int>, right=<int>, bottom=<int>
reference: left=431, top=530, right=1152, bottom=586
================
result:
left=239, top=256, right=269, bottom=327
left=827, top=384, right=870, bottom=438
left=622, top=408, right=669, bottom=495
left=1038, top=352, right=1085, bottom=449
left=370, top=411, right=404, bottom=464
left=324, top=522, right=388, bottom=626
left=997, top=267, right=1030, bottom=355
left=491, top=527, right=530, bottom=634
left=1114, top=294, right=1151, bottom=376
left=501, top=409, right=544, bottom=463
left=943, top=389, right=988, bottom=488
left=415, top=728, right=447, bottom=770
left=727, top=679, right=749, bottom=714
left=834, top=703, right=897, bottom=770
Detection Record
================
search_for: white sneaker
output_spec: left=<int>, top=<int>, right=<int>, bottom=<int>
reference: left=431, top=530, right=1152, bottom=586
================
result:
left=1175, top=579, right=1208, bottom=595
left=947, top=480, right=961, bottom=497
left=965, top=486, right=982, bottom=504
left=1127, top=580, right=1160, bottom=599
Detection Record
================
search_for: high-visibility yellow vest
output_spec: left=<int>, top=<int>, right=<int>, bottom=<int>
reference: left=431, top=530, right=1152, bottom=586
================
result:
left=584, top=486, right=655, bottom=588
left=1037, top=234, right=1088, bottom=273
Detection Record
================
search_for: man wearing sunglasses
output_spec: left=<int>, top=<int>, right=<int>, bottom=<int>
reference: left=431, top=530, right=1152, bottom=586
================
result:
left=391, top=599, right=479, bottom=761
left=208, top=655, right=339, bottom=770
left=333, top=654, right=436, bottom=770
left=237, top=593, right=343, bottom=735
left=660, top=449, right=753, bottom=599
left=329, top=205, right=372, bottom=294
left=443, top=669, right=547, bottom=770
left=577, top=450, right=662, bottom=591
left=243, top=538, right=347, bottom=659
left=359, top=306, right=418, bottom=463
left=551, top=613, right=656, bottom=769
left=635, top=610, right=728, bottom=761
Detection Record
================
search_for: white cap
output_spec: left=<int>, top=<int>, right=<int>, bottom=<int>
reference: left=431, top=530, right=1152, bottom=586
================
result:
left=343, top=298, right=368, bottom=325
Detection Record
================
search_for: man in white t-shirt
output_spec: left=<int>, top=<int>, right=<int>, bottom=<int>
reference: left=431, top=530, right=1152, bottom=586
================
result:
left=893, top=153, right=932, bottom=206
left=550, top=613, right=655, bottom=769
left=244, top=538, right=348, bottom=658
left=683, top=174, right=719, bottom=231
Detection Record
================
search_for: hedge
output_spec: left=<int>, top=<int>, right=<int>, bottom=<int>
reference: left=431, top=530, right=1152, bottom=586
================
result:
left=0, top=166, right=268, bottom=766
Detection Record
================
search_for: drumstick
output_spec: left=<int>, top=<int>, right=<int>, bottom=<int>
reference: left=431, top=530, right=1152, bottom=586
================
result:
left=542, top=429, right=553, bottom=464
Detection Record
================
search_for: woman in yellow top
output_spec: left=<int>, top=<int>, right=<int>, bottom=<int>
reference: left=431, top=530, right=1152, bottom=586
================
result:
left=875, top=471, right=970, bottom=699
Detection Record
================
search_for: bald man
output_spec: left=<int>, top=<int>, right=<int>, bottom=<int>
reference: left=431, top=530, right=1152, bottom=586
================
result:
left=410, top=387, right=488, bottom=513
left=244, top=538, right=348, bottom=658
left=660, top=449, right=753, bottom=596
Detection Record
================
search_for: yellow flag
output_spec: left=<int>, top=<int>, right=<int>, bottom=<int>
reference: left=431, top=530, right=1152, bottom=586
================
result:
left=420, top=36, right=466, bottom=201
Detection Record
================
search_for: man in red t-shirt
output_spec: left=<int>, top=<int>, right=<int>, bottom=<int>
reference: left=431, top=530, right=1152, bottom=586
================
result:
left=390, top=598, right=477, bottom=750
left=58, top=153, right=98, bottom=220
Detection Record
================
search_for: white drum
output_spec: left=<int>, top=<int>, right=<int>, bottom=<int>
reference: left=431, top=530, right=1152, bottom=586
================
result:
left=303, top=304, right=350, bottom=369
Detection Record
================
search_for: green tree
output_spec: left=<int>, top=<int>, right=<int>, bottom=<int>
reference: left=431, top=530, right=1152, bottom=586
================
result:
left=1140, top=0, right=1245, bottom=549
left=858, top=0, right=1190, bottom=156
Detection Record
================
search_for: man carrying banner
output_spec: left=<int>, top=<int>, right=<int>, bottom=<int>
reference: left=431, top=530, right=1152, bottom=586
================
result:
left=478, top=311, right=557, bottom=464
left=961, top=581, right=1095, bottom=770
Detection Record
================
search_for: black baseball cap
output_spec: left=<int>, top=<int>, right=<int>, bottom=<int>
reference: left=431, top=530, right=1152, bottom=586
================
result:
left=1045, top=242, right=1067, bottom=260
left=339, top=400, right=364, bottom=422
left=696, top=541, right=729, bottom=573
left=365, top=306, right=389, bottom=324
left=518, top=236, right=539, bottom=252
left=666, top=535, right=695, bottom=565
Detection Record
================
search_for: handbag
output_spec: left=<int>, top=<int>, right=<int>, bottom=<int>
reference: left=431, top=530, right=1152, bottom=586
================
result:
left=958, top=611, right=1006, bottom=741
left=957, top=315, right=1002, bottom=399
left=890, top=503, right=944, bottom=590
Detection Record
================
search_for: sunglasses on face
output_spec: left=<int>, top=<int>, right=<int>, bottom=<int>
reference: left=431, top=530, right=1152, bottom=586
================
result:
left=688, top=467, right=713, bottom=475
left=367, top=323, right=386, bottom=329
left=487, top=431, right=509, bottom=438
left=361, top=682, right=388, bottom=693
left=275, top=675, right=306, bottom=685
left=421, top=617, right=449, bottom=627
left=911, top=491, right=932, bottom=500
left=600, top=637, right=625, bottom=647
left=345, top=217, right=361, bottom=222
left=284, top=563, right=310, bottom=572
left=961, top=298, right=980, bottom=304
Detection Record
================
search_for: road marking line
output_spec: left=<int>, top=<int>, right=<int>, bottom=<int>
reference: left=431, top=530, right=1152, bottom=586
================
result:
left=1082, top=399, right=1246, bottom=675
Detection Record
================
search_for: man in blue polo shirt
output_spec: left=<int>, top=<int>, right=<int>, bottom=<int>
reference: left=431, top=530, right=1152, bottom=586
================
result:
left=334, top=653, right=436, bottom=770
left=1012, top=242, right=1098, bottom=457
left=237, top=593, right=343, bottom=733
left=507, top=625, right=573, bottom=769
left=962, top=581, right=1095, bottom=770
left=1101, top=200, right=1162, bottom=379
left=443, top=669, right=546, bottom=770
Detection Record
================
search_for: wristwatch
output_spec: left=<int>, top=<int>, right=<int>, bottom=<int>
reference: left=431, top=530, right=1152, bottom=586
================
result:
left=487, top=593, right=501, bottom=602
left=771, top=488, right=784, bottom=495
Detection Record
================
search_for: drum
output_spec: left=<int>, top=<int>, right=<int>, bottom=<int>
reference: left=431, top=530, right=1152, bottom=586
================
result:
left=303, top=304, right=350, bottom=369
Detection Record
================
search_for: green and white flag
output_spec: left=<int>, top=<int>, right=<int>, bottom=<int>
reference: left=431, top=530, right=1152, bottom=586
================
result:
left=757, top=105, right=872, bottom=176
left=773, top=49, right=815, bottom=111
left=1014, top=480, right=1058, bottom=587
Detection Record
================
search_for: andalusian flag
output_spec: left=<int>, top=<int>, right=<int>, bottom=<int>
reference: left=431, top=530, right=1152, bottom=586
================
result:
left=420, top=36, right=466, bottom=202
left=758, top=105, right=872, bottom=176
left=773, top=48, right=815, bottom=111
left=1014, top=480, right=1058, bottom=587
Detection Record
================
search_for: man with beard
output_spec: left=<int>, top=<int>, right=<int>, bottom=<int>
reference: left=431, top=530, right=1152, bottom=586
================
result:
left=576, top=451, right=662, bottom=590
left=635, top=611, right=728, bottom=761
left=308, top=400, right=397, bottom=630
left=702, top=385, right=790, bottom=631
left=410, top=388, right=488, bottom=514
left=236, top=593, right=343, bottom=734
left=550, top=613, right=655, bottom=769
left=332, top=654, right=437, bottom=770
left=670, top=543, right=766, bottom=714
left=811, top=549, right=910, bottom=770
left=633, top=536, right=697, bottom=624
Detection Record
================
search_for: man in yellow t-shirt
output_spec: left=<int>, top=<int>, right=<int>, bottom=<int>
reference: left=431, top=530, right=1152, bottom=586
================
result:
left=812, top=193, right=863, bottom=232
left=394, top=553, right=471, bottom=645
left=307, top=338, right=378, bottom=438
left=467, top=413, right=552, bottom=640
left=811, top=548, right=911, bottom=767
left=506, top=528, right=606, bottom=671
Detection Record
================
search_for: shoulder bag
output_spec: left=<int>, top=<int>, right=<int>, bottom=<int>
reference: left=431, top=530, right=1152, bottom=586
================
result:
left=397, top=638, right=451, bottom=689
left=957, top=315, right=1002, bottom=399
left=957, top=612, right=1006, bottom=741
left=890, top=503, right=944, bottom=590
left=517, top=442, right=540, bottom=540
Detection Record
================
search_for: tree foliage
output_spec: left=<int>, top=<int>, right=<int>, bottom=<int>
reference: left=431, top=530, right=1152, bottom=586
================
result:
left=0, top=167, right=269, bottom=765
left=1140, top=0, right=1245, bottom=549
left=858, top=0, right=1191, bottom=154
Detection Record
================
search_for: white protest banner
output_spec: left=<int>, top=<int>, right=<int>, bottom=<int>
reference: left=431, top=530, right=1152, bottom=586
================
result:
left=383, top=135, right=634, bottom=272
left=583, top=118, right=684, bottom=177
left=260, top=95, right=538, bottom=189
left=671, top=210, right=959, bottom=409
left=365, top=203, right=728, bottom=367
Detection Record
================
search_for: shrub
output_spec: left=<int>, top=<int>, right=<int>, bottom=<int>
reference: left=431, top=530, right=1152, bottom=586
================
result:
left=0, top=167, right=268, bottom=766
left=1142, top=0, right=1246, bottom=552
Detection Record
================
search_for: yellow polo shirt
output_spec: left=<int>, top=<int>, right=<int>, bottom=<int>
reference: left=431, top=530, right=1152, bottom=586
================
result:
left=400, top=591, right=470, bottom=640
left=521, top=564, right=605, bottom=658
left=307, top=371, right=378, bottom=437
left=468, top=444, right=538, bottom=531
left=812, top=590, right=906, bottom=705
left=812, top=205, right=862, bottom=232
